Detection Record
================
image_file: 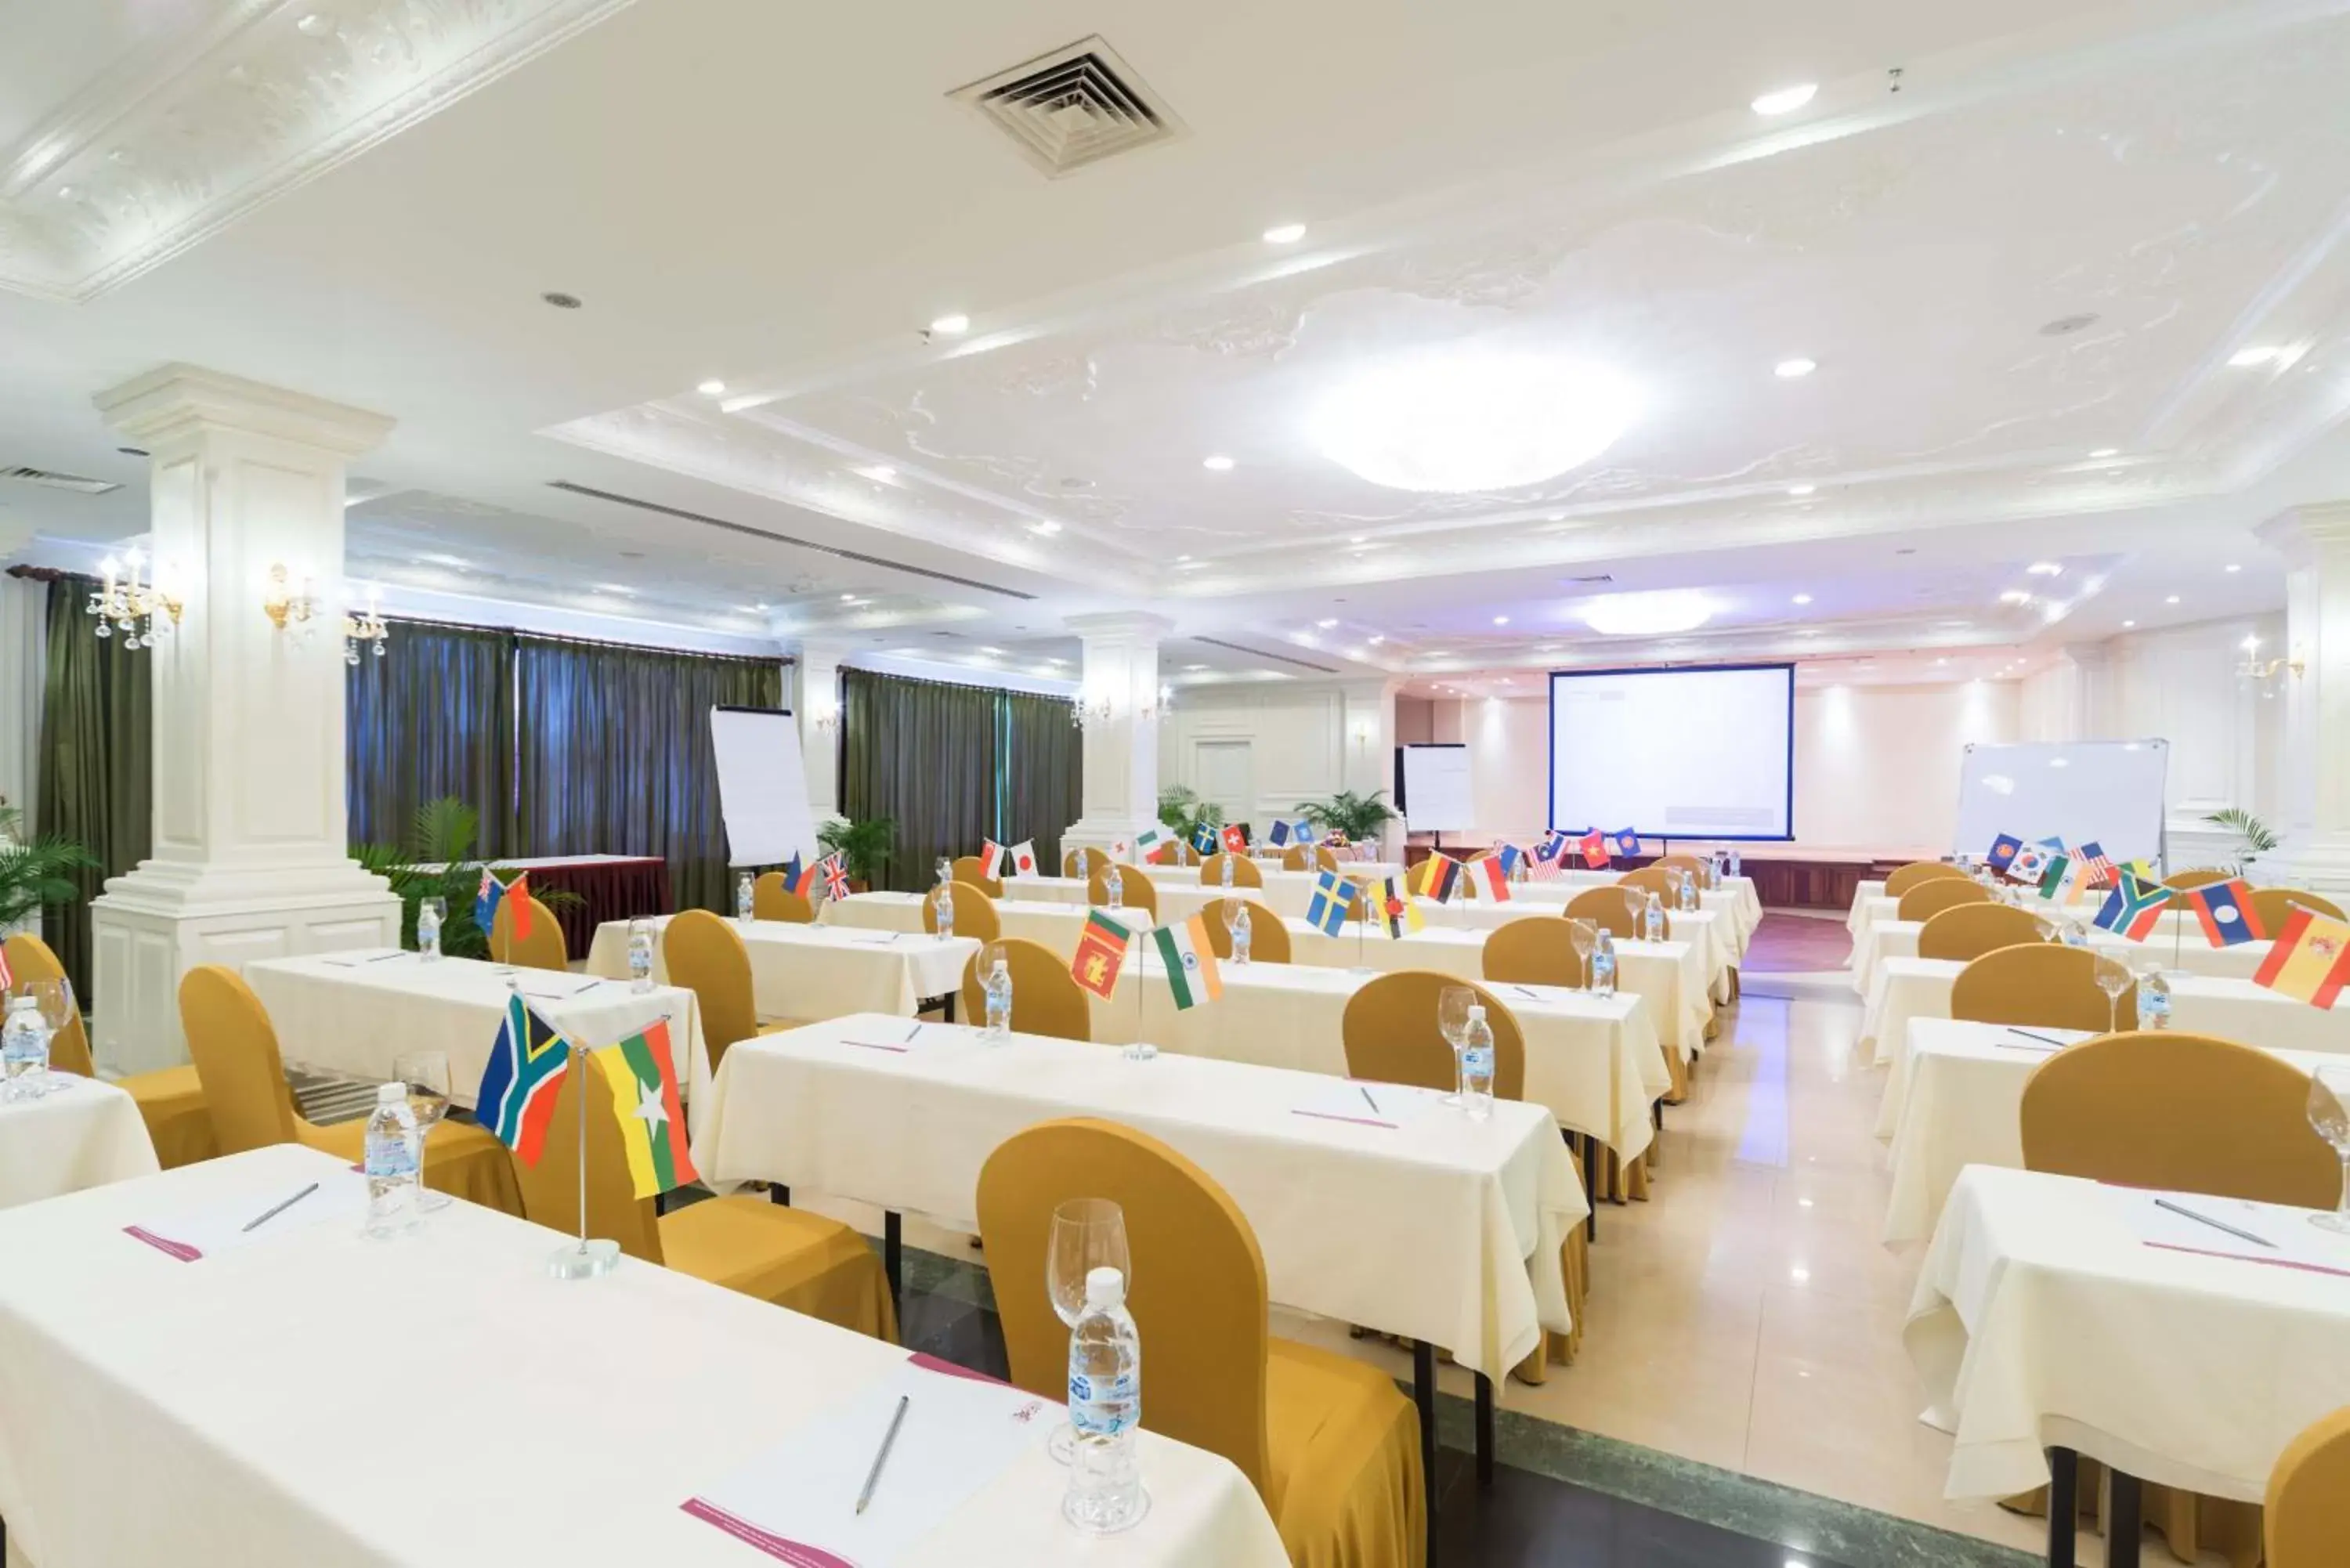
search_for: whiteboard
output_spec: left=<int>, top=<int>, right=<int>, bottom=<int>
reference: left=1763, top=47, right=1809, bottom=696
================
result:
left=1950, top=740, right=2168, bottom=867
left=708, top=706, right=820, bottom=869
left=1399, top=744, right=1473, bottom=833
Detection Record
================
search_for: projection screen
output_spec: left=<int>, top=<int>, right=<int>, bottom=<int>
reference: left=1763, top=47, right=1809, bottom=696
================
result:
left=1549, top=664, right=1795, bottom=840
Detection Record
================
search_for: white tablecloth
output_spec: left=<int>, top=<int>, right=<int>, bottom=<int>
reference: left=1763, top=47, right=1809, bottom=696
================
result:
left=822, top=892, right=1155, bottom=958
left=1854, top=916, right=2272, bottom=995
left=1087, top=955, right=1670, bottom=1162
left=1136, top=865, right=1402, bottom=920
left=0, top=1078, right=160, bottom=1211
left=584, top=916, right=979, bottom=1021
left=243, top=952, right=712, bottom=1120
left=1905, top=1165, right=2350, bottom=1503
left=1526, top=873, right=1762, bottom=941
left=697, top=1016, right=1586, bottom=1382
left=1847, top=879, right=1887, bottom=940
left=0, top=1144, right=1285, bottom=1567
left=1879, top=1021, right=2337, bottom=1243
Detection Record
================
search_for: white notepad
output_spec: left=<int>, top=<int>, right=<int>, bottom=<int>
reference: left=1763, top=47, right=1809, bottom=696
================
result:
left=124, top=1169, right=372, bottom=1262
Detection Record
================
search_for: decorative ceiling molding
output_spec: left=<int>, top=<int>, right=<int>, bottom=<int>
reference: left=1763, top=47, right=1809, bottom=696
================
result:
left=0, top=0, right=638, bottom=303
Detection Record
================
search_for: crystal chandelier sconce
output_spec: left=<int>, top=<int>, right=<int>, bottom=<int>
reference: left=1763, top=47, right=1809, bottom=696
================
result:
left=85, top=549, right=183, bottom=649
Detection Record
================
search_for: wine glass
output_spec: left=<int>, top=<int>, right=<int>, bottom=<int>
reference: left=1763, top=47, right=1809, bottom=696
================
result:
left=393, top=1051, right=452, bottom=1213
left=1046, top=1198, right=1130, bottom=1461
left=2307, top=1066, right=2350, bottom=1235
left=1437, top=985, right=1474, bottom=1105
left=1567, top=918, right=1596, bottom=988
left=15, top=977, right=72, bottom=1097
left=2092, top=955, right=2131, bottom=1034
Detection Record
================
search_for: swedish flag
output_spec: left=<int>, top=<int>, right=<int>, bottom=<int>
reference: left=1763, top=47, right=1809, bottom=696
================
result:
left=1306, top=870, right=1356, bottom=935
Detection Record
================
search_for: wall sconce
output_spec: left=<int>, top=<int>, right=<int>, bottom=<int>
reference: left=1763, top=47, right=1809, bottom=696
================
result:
left=85, top=548, right=183, bottom=649
left=809, top=697, right=840, bottom=735
left=1071, top=691, right=1115, bottom=730
left=2236, top=634, right=2304, bottom=688
left=262, top=563, right=319, bottom=634
left=343, top=584, right=389, bottom=666
left=1349, top=717, right=1377, bottom=751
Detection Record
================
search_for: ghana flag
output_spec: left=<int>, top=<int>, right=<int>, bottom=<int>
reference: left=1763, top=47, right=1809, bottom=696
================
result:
left=591, top=1020, right=697, bottom=1199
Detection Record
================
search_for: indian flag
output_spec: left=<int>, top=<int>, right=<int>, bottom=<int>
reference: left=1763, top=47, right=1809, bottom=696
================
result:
left=1151, top=914, right=1224, bottom=1010
left=591, top=1020, right=698, bottom=1199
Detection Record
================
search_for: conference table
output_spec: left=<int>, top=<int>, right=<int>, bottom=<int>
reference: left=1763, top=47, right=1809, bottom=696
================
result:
left=1852, top=917, right=2275, bottom=995
left=819, top=891, right=1155, bottom=958
left=0, top=1077, right=160, bottom=1211
left=1878, top=1020, right=2339, bottom=1243
left=1907, top=1165, right=2350, bottom=1516
left=407, top=852, right=672, bottom=957
left=583, top=916, right=980, bottom=1023
left=0, top=1144, right=1287, bottom=1566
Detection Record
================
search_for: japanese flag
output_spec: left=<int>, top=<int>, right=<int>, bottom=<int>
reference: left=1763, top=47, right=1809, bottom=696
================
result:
left=1007, top=840, right=1039, bottom=877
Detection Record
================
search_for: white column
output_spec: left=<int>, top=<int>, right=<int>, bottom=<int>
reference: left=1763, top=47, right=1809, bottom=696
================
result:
left=1062, top=612, right=1170, bottom=852
left=791, top=638, right=848, bottom=824
left=2251, top=502, right=2350, bottom=894
left=89, top=365, right=400, bottom=1073
left=1339, top=677, right=1401, bottom=857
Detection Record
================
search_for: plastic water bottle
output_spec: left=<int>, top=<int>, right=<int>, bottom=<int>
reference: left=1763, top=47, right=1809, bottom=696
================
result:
left=1643, top=891, right=1665, bottom=943
left=1677, top=871, right=1697, bottom=912
left=2139, top=969, right=2172, bottom=1031
left=1104, top=864, right=1124, bottom=910
left=1728, top=847, right=1742, bottom=878
left=2, top=996, right=49, bottom=1102
left=416, top=900, right=443, bottom=962
left=627, top=918, right=655, bottom=992
left=1591, top=930, right=1618, bottom=998
left=1231, top=901, right=1253, bottom=965
left=1220, top=853, right=1236, bottom=890
left=363, top=1082, right=421, bottom=1239
left=1460, top=1004, right=1495, bottom=1121
left=1065, top=1265, right=1144, bottom=1534
left=984, top=958, right=1013, bottom=1041
left=736, top=871, right=755, bottom=924
left=935, top=881, right=956, bottom=941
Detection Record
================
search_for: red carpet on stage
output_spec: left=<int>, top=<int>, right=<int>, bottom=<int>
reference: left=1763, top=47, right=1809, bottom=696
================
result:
left=1742, top=912, right=1853, bottom=973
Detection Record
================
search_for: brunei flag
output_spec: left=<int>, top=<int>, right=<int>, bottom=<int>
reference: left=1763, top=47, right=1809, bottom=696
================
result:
left=2092, top=871, right=2172, bottom=940
left=2184, top=878, right=2265, bottom=947
left=1149, top=915, right=1223, bottom=1010
left=591, top=1021, right=697, bottom=1199
left=2254, top=908, right=2350, bottom=1009
left=1378, top=876, right=1423, bottom=938
left=474, top=995, right=571, bottom=1166
left=1306, top=871, right=1356, bottom=935
left=1413, top=854, right=1462, bottom=904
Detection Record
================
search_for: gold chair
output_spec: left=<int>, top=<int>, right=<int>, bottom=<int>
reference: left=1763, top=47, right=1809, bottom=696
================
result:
left=2269, top=1407, right=2350, bottom=1567
left=1654, top=854, right=1705, bottom=879
left=1313, top=844, right=1342, bottom=874
left=1200, top=898, right=1290, bottom=963
left=1481, top=917, right=1583, bottom=988
left=177, top=965, right=519, bottom=1212
left=490, top=894, right=569, bottom=970
left=923, top=882, right=1002, bottom=942
left=1564, top=886, right=1641, bottom=938
left=1090, top=868, right=1159, bottom=919
left=3, top=933, right=215, bottom=1169
left=750, top=873, right=815, bottom=924
left=1950, top=943, right=2131, bottom=1033
left=1280, top=845, right=1309, bottom=872
left=514, top=1049, right=895, bottom=1338
left=2163, top=867, right=2232, bottom=891
left=1170, top=840, right=1202, bottom=866
left=662, top=910, right=792, bottom=1077
left=2021, top=1031, right=2336, bottom=1206
left=1616, top=866, right=1672, bottom=900
left=977, top=1118, right=1423, bottom=1568
left=1884, top=860, right=1971, bottom=898
left=956, top=938, right=1092, bottom=1042
left=1895, top=878, right=1992, bottom=923
left=2253, top=887, right=2348, bottom=929
left=1915, top=903, right=2048, bottom=962
left=950, top=855, right=1004, bottom=898
left=1341, top=971, right=1524, bottom=1100
left=1199, top=853, right=1264, bottom=889
left=1063, top=846, right=1108, bottom=880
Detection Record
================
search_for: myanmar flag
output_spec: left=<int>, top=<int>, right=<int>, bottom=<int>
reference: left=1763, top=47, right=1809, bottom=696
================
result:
left=591, top=1021, right=697, bottom=1199
left=2254, top=908, right=2350, bottom=1009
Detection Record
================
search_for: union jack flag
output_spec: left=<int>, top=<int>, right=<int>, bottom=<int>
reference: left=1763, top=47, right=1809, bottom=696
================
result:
left=820, top=854, right=851, bottom=901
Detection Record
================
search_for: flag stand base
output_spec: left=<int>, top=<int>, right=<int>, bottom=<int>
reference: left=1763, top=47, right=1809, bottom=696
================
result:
left=548, top=1238, right=620, bottom=1281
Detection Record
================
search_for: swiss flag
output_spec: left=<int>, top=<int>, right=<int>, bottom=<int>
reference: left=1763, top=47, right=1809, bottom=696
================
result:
left=1220, top=823, right=1247, bottom=854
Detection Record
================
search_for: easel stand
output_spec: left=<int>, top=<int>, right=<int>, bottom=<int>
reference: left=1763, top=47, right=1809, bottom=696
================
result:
left=550, top=1039, right=620, bottom=1281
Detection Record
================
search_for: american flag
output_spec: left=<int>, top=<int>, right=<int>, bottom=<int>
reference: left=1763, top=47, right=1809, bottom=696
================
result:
left=2073, top=841, right=2116, bottom=891
left=820, top=854, right=851, bottom=901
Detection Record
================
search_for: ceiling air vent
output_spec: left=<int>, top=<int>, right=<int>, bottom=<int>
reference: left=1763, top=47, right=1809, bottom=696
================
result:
left=949, top=36, right=1185, bottom=177
left=1, top=465, right=119, bottom=495
left=1560, top=573, right=1614, bottom=586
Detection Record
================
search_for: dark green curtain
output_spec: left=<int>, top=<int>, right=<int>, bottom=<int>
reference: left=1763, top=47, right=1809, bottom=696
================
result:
left=512, top=634, right=783, bottom=912
left=37, top=575, right=152, bottom=1000
left=346, top=618, right=515, bottom=855
left=841, top=669, right=1000, bottom=892
left=1001, top=690, right=1081, bottom=875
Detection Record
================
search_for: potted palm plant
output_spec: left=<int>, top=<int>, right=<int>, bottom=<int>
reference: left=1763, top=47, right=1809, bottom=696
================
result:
left=0, top=802, right=99, bottom=933
left=2202, top=807, right=2280, bottom=876
left=817, top=816, right=896, bottom=891
left=351, top=797, right=578, bottom=959
left=1158, top=785, right=1224, bottom=844
left=1298, top=789, right=1397, bottom=847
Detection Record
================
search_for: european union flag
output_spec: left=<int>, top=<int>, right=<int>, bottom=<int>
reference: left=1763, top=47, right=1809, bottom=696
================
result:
left=1267, top=820, right=1292, bottom=847
left=1306, top=870, right=1355, bottom=935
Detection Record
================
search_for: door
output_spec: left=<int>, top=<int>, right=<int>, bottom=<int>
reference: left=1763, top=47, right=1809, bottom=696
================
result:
left=1191, top=740, right=1255, bottom=834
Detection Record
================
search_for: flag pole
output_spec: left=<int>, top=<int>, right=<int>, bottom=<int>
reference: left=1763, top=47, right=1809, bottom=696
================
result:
left=548, top=1028, right=619, bottom=1281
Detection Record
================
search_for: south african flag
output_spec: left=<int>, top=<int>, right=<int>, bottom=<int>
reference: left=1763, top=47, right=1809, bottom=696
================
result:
left=591, top=1020, right=698, bottom=1199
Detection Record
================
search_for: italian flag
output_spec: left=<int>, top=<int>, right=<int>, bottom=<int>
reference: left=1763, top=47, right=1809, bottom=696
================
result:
left=591, top=1021, right=698, bottom=1199
left=1151, top=915, right=1224, bottom=1010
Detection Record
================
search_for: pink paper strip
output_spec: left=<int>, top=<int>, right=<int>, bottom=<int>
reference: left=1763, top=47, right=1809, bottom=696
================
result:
left=122, top=1226, right=201, bottom=1262
left=678, top=1498, right=855, bottom=1567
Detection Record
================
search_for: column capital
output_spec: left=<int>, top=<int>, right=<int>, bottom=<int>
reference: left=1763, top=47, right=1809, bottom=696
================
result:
left=789, top=635, right=857, bottom=667
left=1063, top=611, right=1174, bottom=642
left=2256, top=501, right=2350, bottom=565
left=96, top=363, right=394, bottom=456
left=2056, top=641, right=2112, bottom=670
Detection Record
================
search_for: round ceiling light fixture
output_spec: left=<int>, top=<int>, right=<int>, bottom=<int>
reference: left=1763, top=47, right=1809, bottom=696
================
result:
left=1750, top=83, right=1817, bottom=116
left=1309, top=349, right=1637, bottom=493
left=1263, top=222, right=1307, bottom=244
left=1579, top=590, right=1712, bottom=637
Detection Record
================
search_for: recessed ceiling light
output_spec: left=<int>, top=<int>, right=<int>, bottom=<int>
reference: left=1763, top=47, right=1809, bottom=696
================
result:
left=593, top=583, right=634, bottom=596
left=2229, top=345, right=2282, bottom=367
left=867, top=465, right=896, bottom=482
left=2088, top=448, right=2118, bottom=459
left=929, top=313, right=970, bottom=335
left=1493, top=616, right=1510, bottom=626
left=752, top=602, right=768, bottom=612
left=2166, top=594, right=2181, bottom=604
left=2123, top=619, right=2136, bottom=627
left=1999, top=589, right=2032, bottom=605
left=1316, top=618, right=1339, bottom=629
left=1774, top=357, right=1817, bottom=379
left=1934, top=656, right=1949, bottom=666
left=1029, top=520, right=1062, bottom=535
left=1262, top=222, right=1307, bottom=244
left=1791, top=593, right=1813, bottom=605
left=2026, top=561, right=2062, bottom=576
left=1184, top=663, right=1207, bottom=671
left=1202, top=454, right=1236, bottom=471
left=1311, top=349, right=1637, bottom=493
left=1788, top=483, right=1816, bottom=497
left=2225, top=562, right=2242, bottom=573
left=295, top=12, right=332, bottom=34
left=1348, top=535, right=1368, bottom=544
left=979, top=645, right=1004, bottom=656
left=540, top=291, right=582, bottom=309
left=696, top=379, right=726, bottom=396
left=1177, top=559, right=1207, bottom=571
left=1368, top=635, right=1385, bottom=645
left=839, top=593, right=856, bottom=602
left=1750, top=83, right=1818, bottom=116
left=1582, top=591, right=1711, bottom=637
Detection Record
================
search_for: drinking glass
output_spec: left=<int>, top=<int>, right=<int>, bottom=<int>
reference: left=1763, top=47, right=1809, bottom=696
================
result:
left=393, top=1051, right=453, bottom=1213
left=1437, top=985, right=1474, bottom=1106
left=2092, top=956, right=2132, bottom=1034
left=1567, top=919, right=1596, bottom=988
left=1222, top=895, right=1242, bottom=935
left=15, top=977, right=72, bottom=1097
left=2308, top=1065, right=2350, bottom=1235
left=1046, top=1198, right=1130, bottom=1461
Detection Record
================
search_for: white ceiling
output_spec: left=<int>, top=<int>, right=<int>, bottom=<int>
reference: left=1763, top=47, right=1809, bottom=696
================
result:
left=3, top=0, right=2348, bottom=689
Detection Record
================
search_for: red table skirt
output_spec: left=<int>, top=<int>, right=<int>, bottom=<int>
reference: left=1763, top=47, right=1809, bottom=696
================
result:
left=522, top=858, right=674, bottom=958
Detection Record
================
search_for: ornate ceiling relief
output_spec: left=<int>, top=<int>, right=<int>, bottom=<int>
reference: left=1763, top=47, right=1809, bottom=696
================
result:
left=0, top=0, right=639, bottom=302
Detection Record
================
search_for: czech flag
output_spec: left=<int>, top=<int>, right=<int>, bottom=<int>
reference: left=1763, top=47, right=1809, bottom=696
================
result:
left=2254, top=908, right=2350, bottom=1008
left=2185, top=878, right=2264, bottom=947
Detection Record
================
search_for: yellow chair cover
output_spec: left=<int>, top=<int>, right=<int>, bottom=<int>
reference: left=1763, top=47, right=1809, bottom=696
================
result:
left=949, top=856, right=1004, bottom=898
left=2163, top=867, right=2233, bottom=891
left=177, top=965, right=519, bottom=1213
left=1089, top=868, right=1159, bottom=919
left=922, top=882, right=1002, bottom=942
left=750, top=874, right=815, bottom=923
left=4, top=933, right=215, bottom=1168
left=1200, top=898, right=1291, bottom=963
left=1950, top=943, right=2131, bottom=1032
left=978, top=1118, right=1423, bottom=1568
left=1884, top=861, right=1971, bottom=898
left=1653, top=854, right=1705, bottom=878
left=661, top=910, right=780, bottom=1076
left=1895, top=878, right=1992, bottom=922
left=956, top=938, right=1092, bottom=1042
left=1063, top=846, right=1109, bottom=880
left=1199, top=853, right=1264, bottom=889
left=490, top=894, right=568, bottom=970
left=2268, top=1406, right=2350, bottom=1566
left=1340, top=971, right=1524, bottom=1103
left=512, top=1050, right=895, bottom=1339
left=1313, top=844, right=1341, bottom=874
left=1563, top=886, right=1640, bottom=938
left=1281, top=846, right=1310, bottom=872
left=1481, top=917, right=1581, bottom=987
left=1915, top=903, right=2048, bottom=962
left=2252, top=887, right=2348, bottom=929
left=1615, top=866, right=1672, bottom=899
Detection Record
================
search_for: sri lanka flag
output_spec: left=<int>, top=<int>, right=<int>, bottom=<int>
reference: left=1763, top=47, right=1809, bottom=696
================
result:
left=1579, top=830, right=1611, bottom=869
left=2254, top=908, right=2350, bottom=1008
left=591, top=1020, right=697, bottom=1198
left=1378, top=877, right=1423, bottom=937
left=1470, top=854, right=1513, bottom=902
left=1413, top=854, right=1462, bottom=904
left=2093, top=871, right=2172, bottom=940
left=1610, top=828, right=1642, bottom=858
left=2185, top=878, right=2265, bottom=947
left=1985, top=834, right=2023, bottom=875
left=474, top=995, right=570, bottom=1166
left=1306, top=871, right=1356, bottom=935
left=1070, top=911, right=1132, bottom=999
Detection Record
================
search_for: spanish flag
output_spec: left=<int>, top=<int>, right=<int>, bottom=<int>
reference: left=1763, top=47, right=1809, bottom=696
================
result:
left=2254, top=908, right=2350, bottom=1009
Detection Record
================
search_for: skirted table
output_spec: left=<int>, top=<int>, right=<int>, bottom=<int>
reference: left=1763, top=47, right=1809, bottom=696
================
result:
left=407, top=854, right=673, bottom=959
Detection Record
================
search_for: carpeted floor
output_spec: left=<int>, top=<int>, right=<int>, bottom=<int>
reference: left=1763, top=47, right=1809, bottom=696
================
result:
left=1741, top=912, right=1853, bottom=974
